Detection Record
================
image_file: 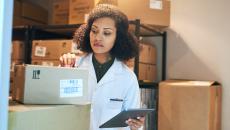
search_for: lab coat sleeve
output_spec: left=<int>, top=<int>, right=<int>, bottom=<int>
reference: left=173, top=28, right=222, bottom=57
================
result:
left=122, top=75, right=143, bottom=130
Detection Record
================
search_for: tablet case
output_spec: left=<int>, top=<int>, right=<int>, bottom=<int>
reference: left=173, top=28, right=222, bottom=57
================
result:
left=99, top=108, right=154, bottom=128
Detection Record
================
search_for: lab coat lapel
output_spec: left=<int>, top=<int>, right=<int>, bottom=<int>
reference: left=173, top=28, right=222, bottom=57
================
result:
left=88, top=54, right=97, bottom=83
left=80, top=53, right=97, bottom=83
left=97, top=59, right=122, bottom=87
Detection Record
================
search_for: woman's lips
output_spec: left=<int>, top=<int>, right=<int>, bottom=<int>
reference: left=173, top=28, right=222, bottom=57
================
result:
left=93, top=42, right=104, bottom=47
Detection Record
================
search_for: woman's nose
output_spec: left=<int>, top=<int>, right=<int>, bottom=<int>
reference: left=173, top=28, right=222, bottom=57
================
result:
left=95, top=32, right=102, bottom=40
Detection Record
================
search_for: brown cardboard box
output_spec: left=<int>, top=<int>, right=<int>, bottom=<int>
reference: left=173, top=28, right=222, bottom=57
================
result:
left=31, top=59, right=60, bottom=66
left=13, top=65, right=89, bottom=104
left=31, top=40, right=77, bottom=60
left=11, top=41, right=25, bottom=60
left=139, top=43, right=156, bottom=64
left=69, top=0, right=95, bottom=24
left=14, top=0, right=21, bottom=17
left=118, top=0, right=170, bottom=26
left=51, top=0, right=70, bottom=24
left=138, top=63, right=156, bottom=81
left=8, top=104, right=90, bottom=130
left=10, top=60, right=24, bottom=98
left=21, top=1, right=48, bottom=24
left=13, top=16, right=45, bottom=26
left=69, top=0, right=170, bottom=26
left=158, top=80, right=221, bottom=130
left=69, top=0, right=118, bottom=24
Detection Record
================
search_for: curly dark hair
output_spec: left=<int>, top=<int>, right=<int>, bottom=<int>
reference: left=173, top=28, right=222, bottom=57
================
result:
left=75, top=4, right=139, bottom=61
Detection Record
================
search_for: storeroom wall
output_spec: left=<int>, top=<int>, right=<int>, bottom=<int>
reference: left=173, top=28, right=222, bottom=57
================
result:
left=167, top=0, right=230, bottom=130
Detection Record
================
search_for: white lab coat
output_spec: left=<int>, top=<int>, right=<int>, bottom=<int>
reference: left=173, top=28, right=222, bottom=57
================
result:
left=76, top=53, right=141, bottom=130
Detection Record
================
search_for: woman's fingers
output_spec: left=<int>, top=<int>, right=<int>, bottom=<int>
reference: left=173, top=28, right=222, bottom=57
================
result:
left=59, top=53, right=76, bottom=67
left=126, top=117, right=145, bottom=130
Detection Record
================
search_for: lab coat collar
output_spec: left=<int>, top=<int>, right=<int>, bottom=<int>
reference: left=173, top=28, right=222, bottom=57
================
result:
left=87, top=53, right=124, bottom=87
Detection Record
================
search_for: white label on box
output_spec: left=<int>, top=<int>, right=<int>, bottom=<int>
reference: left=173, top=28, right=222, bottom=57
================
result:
left=150, top=0, right=163, bottom=10
left=35, top=46, right=47, bottom=57
left=60, top=79, right=83, bottom=98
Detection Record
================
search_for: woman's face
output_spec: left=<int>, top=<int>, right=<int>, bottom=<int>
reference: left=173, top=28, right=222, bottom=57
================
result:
left=90, top=17, right=117, bottom=55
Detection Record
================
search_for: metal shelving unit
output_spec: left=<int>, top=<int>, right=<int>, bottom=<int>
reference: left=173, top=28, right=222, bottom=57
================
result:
left=12, top=20, right=167, bottom=130
left=129, top=19, right=167, bottom=130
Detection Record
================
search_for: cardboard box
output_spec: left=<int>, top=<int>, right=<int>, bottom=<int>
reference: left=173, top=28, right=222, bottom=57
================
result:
left=139, top=43, right=156, bottom=64
left=69, top=0, right=95, bottom=24
left=13, top=16, right=45, bottom=26
left=68, top=0, right=170, bottom=26
left=8, top=103, right=90, bottom=130
left=11, top=41, right=25, bottom=60
left=10, top=60, right=24, bottom=72
left=21, top=1, right=48, bottom=24
left=32, top=59, right=60, bottom=66
left=10, top=60, right=24, bottom=96
left=51, top=0, right=70, bottom=24
left=69, top=0, right=118, bottom=24
left=13, top=65, right=89, bottom=104
left=14, top=0, right=21, bottom=17
left=117, top=0, right=170, bottom=26
left=138, top=63, right=156, bottom=81
left=31, top=40, right=77, bottom=60
left=158, top=80, right=221, bottom=130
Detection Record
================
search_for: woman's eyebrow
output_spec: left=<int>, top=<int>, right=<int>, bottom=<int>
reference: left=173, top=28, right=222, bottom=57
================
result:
left=103, top=27, right=114, bottom=31
left=91, top=25, right=98, bottom=28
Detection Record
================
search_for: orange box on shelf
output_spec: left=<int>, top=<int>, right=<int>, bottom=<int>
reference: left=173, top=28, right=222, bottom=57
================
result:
left=139, top=43, right=156, bottom=64
left=69, top=0, right=118, bottom=24
left=31, top=40, right=77, bottom=60
left=117, top=0, right=170, bottom=27
left=51, top=0, right=70, bottom=25
left=21, top=1, right=48, bottom=24
left=11, top=41, right=25, bottom=60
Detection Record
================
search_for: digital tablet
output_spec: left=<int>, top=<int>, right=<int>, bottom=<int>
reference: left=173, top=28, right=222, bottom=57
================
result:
left=99, top=108, right=155, bottom=128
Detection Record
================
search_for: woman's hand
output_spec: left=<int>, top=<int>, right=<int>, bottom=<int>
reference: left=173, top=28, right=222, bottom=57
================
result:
left=126, top=117, right=145, bottom=130
left=59, top=53, right=77, bottom=67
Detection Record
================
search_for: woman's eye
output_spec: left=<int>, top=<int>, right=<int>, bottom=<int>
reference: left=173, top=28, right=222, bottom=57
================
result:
left=104, top=32, right=111, bottom=36
left=91, top=29, right=97, bottom=34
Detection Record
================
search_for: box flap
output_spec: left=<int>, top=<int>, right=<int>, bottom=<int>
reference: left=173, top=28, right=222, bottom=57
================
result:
left=160, top=80, right=221, bottom=87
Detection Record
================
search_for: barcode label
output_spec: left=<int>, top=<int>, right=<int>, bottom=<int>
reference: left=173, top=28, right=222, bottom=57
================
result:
left=35, top=46, right=46, bottom=57
left=60, top=79, right=83, bottom=98
left=150, top=0, right=163, bottom=10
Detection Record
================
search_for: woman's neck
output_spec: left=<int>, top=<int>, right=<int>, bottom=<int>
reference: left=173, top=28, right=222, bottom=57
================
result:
left=93, top=53, right=111, bottom=64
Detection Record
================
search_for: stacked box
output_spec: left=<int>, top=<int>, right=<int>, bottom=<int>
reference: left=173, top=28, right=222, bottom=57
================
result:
left=158, top=80, right=221, bottom=130
left=51, top=0, right=70, bottom=24
left=31, top=40, right=79, bottom=66
left=68, top=0, right=170, bottom=26
left=13, top=0, right=48, bottom=26
left=126, top=43, right=157, bottom=81
left=9, top=103, right=90, bottom=130
left=12, top=65, right=89, bottom=104
left=68, top=0, right=118, bottom=24
left=10, top=41, right=25, bottom=95
left=117, top=0, right=170, bottom=27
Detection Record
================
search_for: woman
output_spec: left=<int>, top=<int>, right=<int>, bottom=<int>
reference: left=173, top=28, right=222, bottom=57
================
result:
left=60, top=4, right=144, bottom=130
